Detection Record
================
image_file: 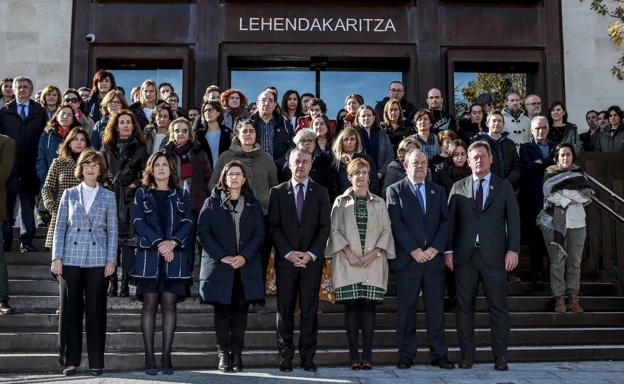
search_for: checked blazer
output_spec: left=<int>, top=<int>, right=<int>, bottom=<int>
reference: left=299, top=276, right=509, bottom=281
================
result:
left=52, top=184, right=118, bottom=267
left=41, top=157, right=79, bottom=248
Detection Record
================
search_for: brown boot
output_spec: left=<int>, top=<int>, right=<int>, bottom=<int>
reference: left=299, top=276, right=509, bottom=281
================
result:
left=554, top=296, right=566, bottom=313
left=568, top=295, right=583, bottom=313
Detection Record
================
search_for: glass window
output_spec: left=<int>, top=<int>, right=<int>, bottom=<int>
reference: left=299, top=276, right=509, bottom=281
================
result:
left=454, top=71, right=529, bottom=117
left=108, top=68, right=183, bottom=106
left=320, top=71, right=402, bottom=119
left=231, top=70, right=316, bottom=108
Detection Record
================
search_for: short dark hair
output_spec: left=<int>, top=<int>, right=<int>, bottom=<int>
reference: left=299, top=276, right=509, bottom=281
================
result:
left=607, top=105, right=624, bottom=120
left=307, top=98, right=327, bottom=114
left=553, top=142, right=576, bottom=163
left=586, top=110, right=598, bottom=118
left=476, top=93, right=494, bottom=106
left=388, top=80, right=404, bottom=89
left=300, top=92, right=314, bottom=99
left=158, top=82, right=174, bottom=92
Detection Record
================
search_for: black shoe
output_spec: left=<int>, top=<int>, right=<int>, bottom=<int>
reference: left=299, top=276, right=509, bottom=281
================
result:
left=432, top=357, right=455, bottom=369
left=279, top=358, right=293, bottom=372
left=218, top=352, right=232, bottom=372
left=231, top=353, right=243, bottom=372
left=145, top=368, right=157, bottom=375
left=19, top=243, right=37, bottom=253
left=161, top=367, right=174, bottom=375
left=397, top=356, right=413, bottom=369
left=119, top=275, right=130, bottom=297
left=62, top=366, right=77, bottom=376
left=458, top=357, right=474, bottom=369
left=300, top=360, right=317, bottom=372
left=494, top=357, right=508, bottom=371
left=89, top=368, right=103, bottom=376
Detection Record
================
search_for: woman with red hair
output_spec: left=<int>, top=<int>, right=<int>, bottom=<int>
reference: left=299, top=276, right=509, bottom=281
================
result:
left=220, top=89, right=249, bottom=130
left=85, top=70, right=117, bottom=123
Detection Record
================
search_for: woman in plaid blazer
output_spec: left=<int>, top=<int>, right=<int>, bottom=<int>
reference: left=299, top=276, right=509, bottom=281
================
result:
left=42, top=127, right=90, bottom=249
left=51, top=149, right=118, bottom=377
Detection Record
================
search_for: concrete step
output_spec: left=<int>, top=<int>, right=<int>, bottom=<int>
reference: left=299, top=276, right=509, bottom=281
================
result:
left=2, top=345, right=624, bottom=373
left=9, top=238, right=47, bottom=250
left=3, top=311, right=623, bottom=332
left=8, top=294, right=624, bottom=314
left=8, top=279, right=58, bottom=295
left=6, top=252, right=51, bottom=265
left=2, top=327, right=623, bottom=353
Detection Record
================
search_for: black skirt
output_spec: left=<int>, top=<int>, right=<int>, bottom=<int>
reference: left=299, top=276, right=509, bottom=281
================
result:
left=135, top=264, right=189, bottom=303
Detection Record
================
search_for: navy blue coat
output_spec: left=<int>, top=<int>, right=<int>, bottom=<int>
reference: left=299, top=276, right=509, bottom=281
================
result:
left=36, top=127, right=63, bottom=185
left=130, top=187, right=194, bottom=279
left=197, top=188, right=265, bottom=305
left=386, top=178, right=449, bottom=271
left=519, top=139, right=555, bottom=211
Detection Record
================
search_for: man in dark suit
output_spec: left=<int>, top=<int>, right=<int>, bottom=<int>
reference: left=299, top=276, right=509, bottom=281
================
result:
left=386, top=149, right=453, bottom=370
left=268, top=148, right=331, bottom=372
left=0, top=77, right=47, bottom=253
left=445, top=140, right=520, bottom=371
left=519, top=116, right=555, bottom=283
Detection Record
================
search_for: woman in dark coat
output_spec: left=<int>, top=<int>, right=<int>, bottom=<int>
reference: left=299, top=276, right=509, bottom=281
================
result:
left=379, top=99, right=415, bottom=153
left=101, top=109, right=148, bottom=296
left=192, top=100, right=232, bottom=171
left=90, top=90, right=128, bottom=150
left=85, top=69, right=116, bottom=123
left=197, top=160, right=265, bottom=373
left=332, top=127, right=380, bottom=196
left=130, top=151, right=194, bottom=375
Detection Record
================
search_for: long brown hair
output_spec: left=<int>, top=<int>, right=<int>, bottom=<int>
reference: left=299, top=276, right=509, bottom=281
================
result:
left=58, top=127, right=91, bottom=159
left=141, top=151, right=179, bottom=189
left=102, top=109, right=146, bottom=151
left=46, top=105, right=80, bottom=132
left=216, top=160, right=252, bottom=196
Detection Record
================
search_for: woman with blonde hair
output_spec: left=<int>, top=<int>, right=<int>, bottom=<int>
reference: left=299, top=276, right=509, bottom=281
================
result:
left=326, top=157, right=395, bottom=369
left=332, top=127, right=379, bottom=196
left=129, top=79, right=158, bottom=129
left=380, top=99, right=414, bottom=153
left=40, top=85, right=62, bottom=119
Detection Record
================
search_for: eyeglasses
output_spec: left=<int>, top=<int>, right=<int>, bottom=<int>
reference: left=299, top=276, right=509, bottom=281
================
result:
left=63, top=97, right=80, bottom=104
left=81, top=163, right=100, bottom=169
left=299, top=138, right=315, bottom=144
left=108, top=100, right=121, bottom=106
left=174, top=128, right=189, bottom=134
left=527, top=102, right=542, bottom=106
left=389, top=88, right=404, bottom=93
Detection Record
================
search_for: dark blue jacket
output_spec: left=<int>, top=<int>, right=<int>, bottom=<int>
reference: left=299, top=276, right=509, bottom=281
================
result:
left=197, top=188, right=265, bottom=305
left=386, top=178, right=449, bottom=271
left=519, top=139, right=555, bottom=211
left=130, top=187, right=194, bottom=279
left=36, top=127, right=63, bottom=185
left=90, top=115, right=109, bottom=151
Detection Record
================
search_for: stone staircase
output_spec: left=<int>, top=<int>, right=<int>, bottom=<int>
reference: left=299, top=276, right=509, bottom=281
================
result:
left=1, top=228, right=623, bottom=373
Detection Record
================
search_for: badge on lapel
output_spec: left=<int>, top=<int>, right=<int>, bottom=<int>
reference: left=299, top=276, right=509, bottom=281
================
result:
left=430, top=189, right=435, bottom=195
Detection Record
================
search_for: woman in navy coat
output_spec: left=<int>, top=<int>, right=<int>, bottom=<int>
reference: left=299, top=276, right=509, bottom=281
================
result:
left=197, top=160, right=265, bottom=373
left=129, top=151, right=193, bottom=375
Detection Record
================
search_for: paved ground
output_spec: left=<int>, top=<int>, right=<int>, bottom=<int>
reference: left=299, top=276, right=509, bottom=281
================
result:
left=2, top=361, right=624, bottom=384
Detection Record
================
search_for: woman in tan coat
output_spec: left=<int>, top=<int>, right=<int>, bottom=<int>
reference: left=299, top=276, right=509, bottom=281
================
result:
left=325, top=157, right=395, bottom=370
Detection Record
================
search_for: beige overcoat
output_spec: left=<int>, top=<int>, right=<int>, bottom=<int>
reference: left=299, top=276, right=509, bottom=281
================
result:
left=325, top=188, right=395, bottom=291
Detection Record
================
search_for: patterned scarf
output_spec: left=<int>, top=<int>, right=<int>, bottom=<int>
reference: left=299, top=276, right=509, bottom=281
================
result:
left=222, top=192, right=245, bottom=253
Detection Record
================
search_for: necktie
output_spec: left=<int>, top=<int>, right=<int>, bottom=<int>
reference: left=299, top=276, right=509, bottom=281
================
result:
left=19, top=104, right=27, bottom=121
left=415, top=183, right=425, bottom=213
left=296, top=183, right=304, bottom=222
left=475, top=179, right=484, bottom=212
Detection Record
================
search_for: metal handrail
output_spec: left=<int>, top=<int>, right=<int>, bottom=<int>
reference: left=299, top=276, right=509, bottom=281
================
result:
left=584, top=172, right=624, bottom=206
left=591, top=196, right=624, bottom=224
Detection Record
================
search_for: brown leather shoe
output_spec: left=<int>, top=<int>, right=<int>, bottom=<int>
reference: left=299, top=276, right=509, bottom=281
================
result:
left=568, top=295, right=584, bottom=313
left=554, top=296, right=566, bottom=313
left=0, top=301, right=13, bottom=315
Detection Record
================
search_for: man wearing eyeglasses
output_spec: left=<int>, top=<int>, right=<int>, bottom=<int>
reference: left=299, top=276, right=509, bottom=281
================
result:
left=0, top=76, right=47, bottom=254
left=374, top=81, right=416, bottom=123
left=524, top=94, right=542, bottom=119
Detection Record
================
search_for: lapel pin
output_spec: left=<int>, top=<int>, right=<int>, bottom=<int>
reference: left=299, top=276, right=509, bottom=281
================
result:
left=489, top=186, right=494, bottom=191
left=430, top=190, right=435, bottom=194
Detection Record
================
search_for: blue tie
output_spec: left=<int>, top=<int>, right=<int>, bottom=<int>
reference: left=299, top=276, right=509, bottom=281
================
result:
left=19, top=104, right=27, bottom=121
left=415, top=183, right=425, bottom=213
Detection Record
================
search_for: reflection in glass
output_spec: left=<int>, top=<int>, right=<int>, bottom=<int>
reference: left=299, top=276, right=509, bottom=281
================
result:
left=109, top=69, right=184, bottom=106
left=320, top=71, right=402, bottom=119
left=231, top=71, right=315, bottom=108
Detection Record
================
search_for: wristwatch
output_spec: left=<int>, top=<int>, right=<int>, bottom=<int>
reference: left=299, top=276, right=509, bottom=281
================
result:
left=376, top=250, right=382, bottom=258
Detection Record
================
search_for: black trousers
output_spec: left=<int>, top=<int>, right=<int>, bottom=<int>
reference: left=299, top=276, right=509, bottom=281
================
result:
left=455, top=248, right=509, bottom=359
left=213, top=272, right=249, bottom=354
left=344, top=299, right=376, bottom=363
left=275, top=261, right=322, bottom=362
left=395, top=263, right=448, bottom=361
left=58, top=266, right=108, bottom=369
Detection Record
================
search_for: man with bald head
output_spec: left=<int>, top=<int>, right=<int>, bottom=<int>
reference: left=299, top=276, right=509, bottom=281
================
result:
left=426, top=88, right=457, bottom=134
left=249, top=89, right=294, bottom=172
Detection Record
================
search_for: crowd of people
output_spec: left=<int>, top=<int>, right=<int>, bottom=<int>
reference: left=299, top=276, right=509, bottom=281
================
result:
left=0, top=71, right=618, bottom=376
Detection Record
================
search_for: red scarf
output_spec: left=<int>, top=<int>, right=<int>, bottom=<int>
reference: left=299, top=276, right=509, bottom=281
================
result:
left=57, top=126, right=70, bottom=138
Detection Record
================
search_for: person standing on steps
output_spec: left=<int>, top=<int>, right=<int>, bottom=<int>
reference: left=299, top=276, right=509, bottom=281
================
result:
left=51, top=149, right=117, bottom=377
left=130, top=151, right=194, bottom=376
left=0, top=134, right=15, bottom=315
left=446, top=140, right=521, bottom=372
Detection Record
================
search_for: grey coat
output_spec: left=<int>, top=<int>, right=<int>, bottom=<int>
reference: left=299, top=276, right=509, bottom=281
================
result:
left=594, top=124, right=624, bottom=152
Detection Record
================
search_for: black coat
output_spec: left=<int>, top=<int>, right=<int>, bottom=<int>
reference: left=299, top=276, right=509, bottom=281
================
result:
left=192, top=119, right=232, bottom=170
left=249, top=111, right=294, bottom=171
left=374, top=97, right=417, bottom=123
left=433, top=163, right=472, bottom=195
left=197, top=189, right=265, bottom=305
left=281, top=148, right=338, bottom=201
left=475, top=132, right=521, bottom=189
left=519, top=140, right=555, bottom=211
left=268, top=179, right=331, bottom=267
left=101, top=139, right=148, bottom=237
left=85, top=94, right=102, bottom=123
left=129, top=101, right=150, bottom=130
left=380, top=121, right=415, bottom=154
left=334, top=152, right=380, bottom=197
left=0, top=100, right=48, bottom=193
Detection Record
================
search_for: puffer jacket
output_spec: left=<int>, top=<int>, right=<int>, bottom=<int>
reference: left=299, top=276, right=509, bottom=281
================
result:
left=594, top=124, right=624, bottom=153
left=36, top=126, right=64, bottom=185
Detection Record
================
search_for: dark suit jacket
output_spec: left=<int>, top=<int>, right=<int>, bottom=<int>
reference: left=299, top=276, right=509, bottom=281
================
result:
left=386, top=178, right=449, bottom=270
left=268, top=179, right=331, bottom=267
left=519, top=140, right=555, bottom=211
left=448, top=174, right=520, bottom=268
